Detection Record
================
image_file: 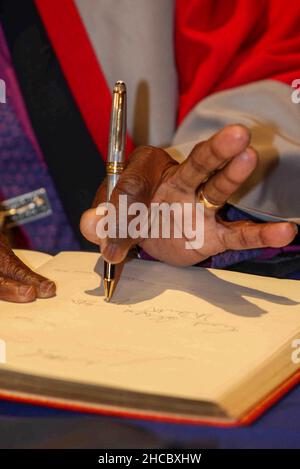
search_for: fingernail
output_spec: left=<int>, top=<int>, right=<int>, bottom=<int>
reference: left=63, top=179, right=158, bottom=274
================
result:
left=37, top=280, right=56, bottom=298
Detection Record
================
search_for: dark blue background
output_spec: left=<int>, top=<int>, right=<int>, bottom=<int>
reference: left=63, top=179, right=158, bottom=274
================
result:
left=1, top=383, right=300, bottom=448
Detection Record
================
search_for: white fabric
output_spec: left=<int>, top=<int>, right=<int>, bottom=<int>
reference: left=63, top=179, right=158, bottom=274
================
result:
left=75, top=0, right=177, bottom=148
left=169, top=80, right=300, bottom=223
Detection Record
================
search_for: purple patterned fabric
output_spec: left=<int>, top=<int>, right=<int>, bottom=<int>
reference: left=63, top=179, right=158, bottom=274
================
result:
left=0, top=23, right=79, bottom=253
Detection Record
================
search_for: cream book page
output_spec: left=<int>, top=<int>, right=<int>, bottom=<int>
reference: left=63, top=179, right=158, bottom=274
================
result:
left=1, top=251, right=300, bottom=410
left=13, top=249, right=53, bottom=270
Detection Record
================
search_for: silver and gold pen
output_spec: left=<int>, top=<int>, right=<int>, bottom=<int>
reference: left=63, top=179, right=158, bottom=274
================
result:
left=103, top=81, right=127, bottom=301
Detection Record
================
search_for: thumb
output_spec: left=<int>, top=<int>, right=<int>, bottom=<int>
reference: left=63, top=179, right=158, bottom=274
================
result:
left=80, top=207, right=129, bottom=263
left=80, top=208, right=101, bottom=245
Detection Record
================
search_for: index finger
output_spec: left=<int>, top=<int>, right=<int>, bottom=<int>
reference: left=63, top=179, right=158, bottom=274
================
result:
left=172, top=125, right=250, bottom=193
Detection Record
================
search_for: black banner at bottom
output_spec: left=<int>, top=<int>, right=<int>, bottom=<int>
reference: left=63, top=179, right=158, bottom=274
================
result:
left=0, top=449, right=299, bottom=466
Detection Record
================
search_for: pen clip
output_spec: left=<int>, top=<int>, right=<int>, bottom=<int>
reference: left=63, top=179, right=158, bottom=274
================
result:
left=108, top=81, right=127, bottom=163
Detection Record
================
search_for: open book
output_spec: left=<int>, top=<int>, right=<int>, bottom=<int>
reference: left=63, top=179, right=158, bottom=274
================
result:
left=0, top=249, right=300, bottom=425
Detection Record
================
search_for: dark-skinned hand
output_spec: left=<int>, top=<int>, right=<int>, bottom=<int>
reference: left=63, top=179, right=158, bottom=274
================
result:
left=81, top=125, right=297, bottom=266
left=0, top=234, right=56, bottom=302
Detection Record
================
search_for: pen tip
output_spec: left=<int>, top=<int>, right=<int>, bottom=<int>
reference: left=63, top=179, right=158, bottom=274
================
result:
left=104, top=279, right=115, bottom=302
left=114, top=81, right=126, bottom=94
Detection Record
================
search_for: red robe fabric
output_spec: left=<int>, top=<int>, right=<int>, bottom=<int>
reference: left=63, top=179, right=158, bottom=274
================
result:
left=36, top=0, right=300, bottom=157
left=176, top=0, right=300, bottom=123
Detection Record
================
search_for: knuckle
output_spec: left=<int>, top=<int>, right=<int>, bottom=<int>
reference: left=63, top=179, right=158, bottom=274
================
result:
left=116, top=171, right=151, bottom=200
left=0, top=275, right=8, bottom=286
left=0, top=249, right=33, bottom=284
left=210, top=143, right=227, bottom=164
left=128, top=145, right=156, bottom=164
left=0, top=247, right=14, bottom=277
left=238, top=224, right=251, bottom=249
left=189, top=152, right=209, bottom=175
left=191, top=142, right=204, bottom=154
left=5, top=263, right=27, bottom=283
left=189, top=141, right=225, bottom=174
left=224, top=173, right=240, bottom=186
left=128, top=145, right=171, bottom=167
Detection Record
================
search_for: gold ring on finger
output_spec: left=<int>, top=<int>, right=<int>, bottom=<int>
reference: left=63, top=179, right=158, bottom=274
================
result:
left=198, top=188, right=224, bottom=211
